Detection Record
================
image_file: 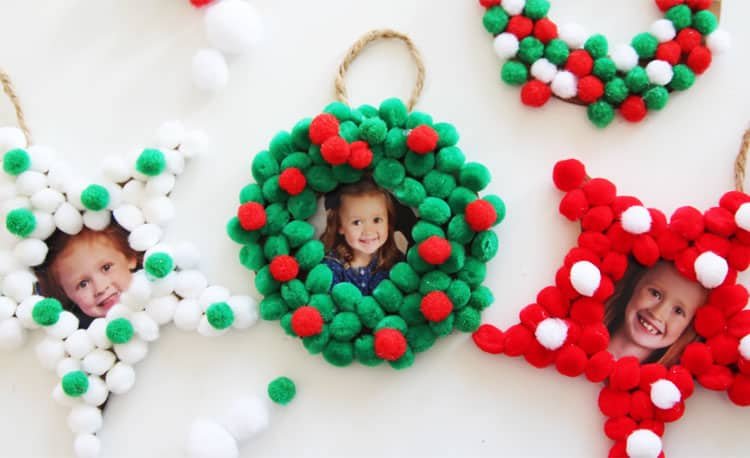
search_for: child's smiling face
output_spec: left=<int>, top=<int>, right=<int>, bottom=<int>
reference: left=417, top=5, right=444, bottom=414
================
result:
left=52, top=234, right=136, bottom=318
left=338, top=192, right=389, bottom=264
left=622, top=262, right=707, bottom=353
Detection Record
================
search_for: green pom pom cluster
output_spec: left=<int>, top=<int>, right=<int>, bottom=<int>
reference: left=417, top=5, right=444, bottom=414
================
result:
left=479, top=1, right=723, bottom=128
left=32, top=298, right=63, bottom=326
left=144, top=252, right=174, bottom=279
left=229, top=99, right=505, bottom=370
left=61, top=371, right=89, bottom=397
left=80, top=184, right=110, bottom=211
left=268, top=376, right=296, bottom=405
left=106, top=318, right=134, bottom=344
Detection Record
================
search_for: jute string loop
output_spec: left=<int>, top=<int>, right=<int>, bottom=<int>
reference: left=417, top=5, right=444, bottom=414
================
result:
left=0, top=69, right=31, bottom=145
left=335, top=29, right=426, bottom=111
left=734, top=127, right=750, bottom=192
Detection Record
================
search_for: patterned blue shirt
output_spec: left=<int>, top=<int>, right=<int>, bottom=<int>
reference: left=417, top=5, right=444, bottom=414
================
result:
left=324, top=255, right=390, bottom=296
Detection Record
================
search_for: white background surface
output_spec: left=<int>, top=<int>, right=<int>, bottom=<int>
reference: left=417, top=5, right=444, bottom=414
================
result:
left=1, top=0, right=749, bottom=457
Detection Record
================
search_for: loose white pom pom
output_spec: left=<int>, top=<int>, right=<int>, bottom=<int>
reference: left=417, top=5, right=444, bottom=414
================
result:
left=0, top=317, right=25, bottom=349
left=15, top=170, right=47, bottom=196
left=103, top=155, right=131, bottom=184
left=219, top=396, right=269, bottom=442
left=740, top=335, right=750, bottom=360
left=145, top=173, right=176, bottom=196
left=551, top=71, right=578, bottom=99
left=113, top=204, right=145, bottom=232
left=175, top=270, right=209, bottom=299
left=68, top=405, right=103, bottom=434
left=145, top=294, right=179, bottom=325
left=65, top=329, right=96, bottom=359
left=493, top=33, right=519, bottom=59
left=626, top=429, right=662, bottom=458
left=649, top=19, right=676, bottom=42
left=142, top=196, right=175, bottom=226
left=46, top=311, right=80, bottom=339
left=198, top=315, right=228, bottom=337
left=228, top=296, right=258, bottom=330
left=74, top=434, right=101, bottom=458
left=164, top=149, right=186, bottom=176
left=2, top=270, right=34, bottom=302
left=82, top=376, right=109, bottom=406
left=0, top=296, right=16, bottom=320
left=706, top=29, right=731, bottom=55
left=735, top=203, right=750, bottom=231
left=121, top=180, right=146, bottom=206
left=128, top=223, right=163, bottom=251
left=187, top=418, right=239, bottom=458
left=0, top=126, right=27, bottom=151
left=56, top=357, right=82, bottom=379
left=559, top=23, right=587, bottom=49
left=157, top=121, right=186, bottom=150
left=192, top=49, right=230, bottom=92
left=14, top=238, right=48, bottom=266
left=83, top=210, right=111, bottom=231
left=174, top=242, right=201, bottom=270
left=646, top=60, right=673, bottom=86
left=199, top=285, right=231, bottom=311
left=37, top=337, right=66, bottom=370
left=82, top=349, right=116, bottom=376
left=650, top=379, right=681, bottom=409
left=54, top=202, right=84, bottom=235
left=612, top=44, right=639, bottom=72
left=694, top=251, right=728, bottom=289
left=106, top=362, right=136, bottom=394
left=87, top=318, right=112, bottom=349
left=131, top=312, right=160, bottom=342
left=530, top=58, right=558, bottom=84
left=113, top=337, right=148, bottom=365
left=535, top=318, right=568, bottom=350
left=174, top=299, right=202, bottom=331
left=501, top=0, right=525, bottom=15
left=621, top=206, right=652, bottom=235
left=204, top=0, right=263, bottom=54
left=570, top=261, right=601, bottom=297
left=179, top=130, right=211, bottom=158
left=30, top=210, right=56, bottom=240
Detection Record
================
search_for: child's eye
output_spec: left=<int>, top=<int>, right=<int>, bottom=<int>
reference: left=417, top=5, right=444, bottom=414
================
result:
left=674, top=306, right=685, bottom=317
left=648, top=288, right=662, bottom=300
left=352, top=220, right=361, bottom=226
left=374, top=217, right=383, bottom=224
left=77, top=280, right=89, bottom=290
left=102, top=263, right=113, bottom=273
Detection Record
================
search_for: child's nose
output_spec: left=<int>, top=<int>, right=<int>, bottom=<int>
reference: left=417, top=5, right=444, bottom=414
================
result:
left=650, top=300, right=670, bottom=321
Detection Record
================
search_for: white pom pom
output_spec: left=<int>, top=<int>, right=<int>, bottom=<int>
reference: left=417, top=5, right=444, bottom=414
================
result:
left=535, top=317, right=568, bottom=350
left=621, top=205, right=652, bottom=235
left=66, top=182, right=86, bottom=211
left=192, top=49, right=230, bottom=92
left=180, top=130, right=211, bottom=158
left=82, top=349, right=116, bottom=376
left=150, top=272, right=177, bottom=298
left=204, top=0, right=263, bottom=54
left=46, top=311, right=80, bottom=339
left=145, top=294, right=179, bottom=325
left=649, top=19, right=676, bottom=42
left=46, top=162, right=72, bottom=192
left=15, top=171, right=47, bottom=196
left=734, top=202, right=750, bottom=231
left=82, top=376, right=109, bottom=407
left=52, top=383, right=80, bottom=407
left=36, top=337, right=66, bottom=370
left=174, top=299, right=202, bottom=331
left=113, top=204, right=145, bottom=232
left=740, top=335, right=750, bottom=360
left=199, top=285, right=231, bottom=311
left=570, top=261, right=601, bottom=297
left=219, top=396, right=269, bottom=442
left=15, top=294, right=42, bottom=329
left=1, top=196, right=31, bottom=218
left=187, top=418, right=239, bottom=458
left=54, top=202, right=84, bottom=235
left=551, top=71, right=578, bottom=99
left=113, top=337, right=148, bottom=365
left=694, top=251, right=728, bottom=289
left=87, top=318, right=112, bottom=349
left=106, top=362, right=136, bottom=394
left=530, top=58, right=558, bottom=84
left=2, top=269, right=34, bottom=302
left=13, top=238, right=48, bottom=266
left=56, top=357, right=82, bottom=378
left=198, top=315, right=228, bottom=337
left=83, top=210, right=111, bottom=231
left=228, top=296, right=258, bottom=330
left=612, top=44, right=639, bottom=72
left=105, top=304, right=132, bottom=320
left=707, top=29, right=731, bottom=55
left=650, top=379, right=681, bottom=409
left=626, top=429, right=662, bottom=458
left=26, top=145, right=55, bottom=173
left=157, top=121, right=186, bottom=150
left=128, top=223, right=163, bottom=251
left=0, top=126, right=27, bottom=151
left=559, top=23, right=587, bottom=49
left=30, top=210, right=56, bottom=240
left=646, top=60, right=673, bottom=86
left=74, top=434, right=101, bottom=458
left=0, top=182, right=16, bottom=203
left=131, top=311, right=160, bottom=342
left=144, top=243, right=174, bottom=261
left=174, top=242, right=201, bottom=270
left=119, top=271, right=152, bottom=310
left=0, top=295, right=16, bottom=320
left=0, top=317, right=25, bottom=349
left=164, top=149, right=186, bottom=176
left=493, top=33, right=519, bottom=59
left=68, top=405, right=103, bottom=434
left=142, top=196, right=175, bottom=225
left=0, top=251, right=21, bottom=276
left=103, top=155, right=131, bottom=184
left=175, top=270, right=209, bottom=299
left=145, top=173, right=176, bottom=196
left=121, top=180, right=146, bottom=206
left=65, top=329, right=96, bottom=359
left=501, top=0, right=525, bottom=15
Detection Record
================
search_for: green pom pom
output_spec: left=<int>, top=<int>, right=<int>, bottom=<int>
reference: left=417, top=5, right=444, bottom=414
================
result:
left=448, top=187, right=477, bottom=214
left=62, top=371, right=89, bottom=397
left=458, top=257, right=487, bottom=288
left=455, top=307, right=481, bottom=332
left=372, top=280, right=403, bottom=313
left=447, top=214, right=474, bottom=244
left=306, top=264, right=333, bottom=294
left=666, top=4, right=692, bottom=30
left=670, top=64, right=695, bottom=91
left=323, top=340, right=354, bottom=367
left=306, top=165, right=337, bottom=193
left=400, top=293, right=426, bottom=325
left=459, top=162, right=491, bottom=192
left=593, top=57, right=617, bottom=82
left=406, top=246, right=432, bottom=274
left=303, top=325, right=330, bottom=354
left=330, top=312, right=362, bottom=341
left=354, top=335, right=383, bottom=366
left=375, top=316, right=408, bottom=333
left=406, top=112, right=433, bottom=129
left=501, top=60, right=529, bottom=86
left=430, top=314, right=454, bottom=336
left=239, top=183, right=264, bottom=204
left=6, top=208, right=35, bottom=237
left=419, top=270, right=451, bottom=295
left=357, top=104, right=379, bottom=118
left=207, top=302, right=235, bottom=329
left=308, top=145, right=325, bottom=166
left=331, top=164, right=363, bottom=184
left=631, top=33, right=658, bottom=59
left=360, top=118, right=388, bottom=144
left=281, top=152, right=312, bottom=171
left=625, top=66, right=649, bottom=93
left=282, top=221, right=314, bottom=248
left=324, top=101, right=352, bottom=121
left=518, top=37, right=544, bottom=64
left=280, top=313, right=295, bottom=336
left=584, top=34, right=608, bottom=59
left=604, top=78, right=629, bottom=104
left=469, top=286, right=495, bottom=310
left=544, top=39, right=570, bottom=66
left=310, top=294, right=336, bottom=322
left=406, top=325, right=437, bottom=353
left=80, top=184, right=110, bottom=211
left=251, top=150, right=280, bottom=184
left=332, top=282, right=362, bottom=312
left=436, top=146, right=465, bottom=173
left=389, top=262, right=420, bottom=293
left=32, top=298, right=62, bottom=326
left=281, top=279, right=309, bottom=309
left=523, top=0, right=550, bottom=19
left=268, top=376, right=296, bottom=405
left=412, top=221, right=445, bottom=243
left=288, top=189, right=317, bottom=220
left=644, top=86, right=669, bottom=110
left=423, top=170, right=457, bottom=199
left=693, top=10, right=718, bottom=35
left=145, top=252, right=174, bottom=279
left=471, top=231, right=499, bottom=262
left=404, top=152, right=435, bottom=178
left=239, top=243, right=265, bottom=271
left=106, top=318, right=134, bottom=344
left=269, top=131, right=293, bottom=162
left=339, top=121, right=360, bottom=143
left=255, top=266, right=280, bottom=295
left=446, top=280, right=471, bottom=309
left=136, top=148, right=166, bottom=176
left=439, top=241, right=466, bottom=274
left=418, top=197, right=451, bottom=225
left=393, top=178, right=426, bottom=207
left=260, top=294, right=287, bottom=320
left=291, top=118, right=312, bottom=151
left=356, top=296, right=386, bottom=329
left=385, top=128, right=407, bottom=159
left=374, top=158, right=406, bottom=189
left=379, top=98, right=408, bottom=128
left=484, top=194, right=506, bottom=225
left=434, top=123, right=459, bottom=148
left=483, top=6, right=509, bottom=34
left=587, top=101, right=616, bottom=128
left=389, top=347, right=415, bottom=370
left=3, top=148, right=30, bottom=176
left=262, top=176, right=288, bottom=204
left=295, top=240, right=324, bottom=271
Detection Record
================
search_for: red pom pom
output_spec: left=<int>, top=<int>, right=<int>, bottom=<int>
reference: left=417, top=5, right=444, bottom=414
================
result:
left=565, top=50, right=594, bottom=77
left=524, top=338, right=556, bottom=368
left=680, top=342, right=714, bottom=375
left=612, top=196, right=643, bottom=218
left=237, top=201, right=266, bottom=231
left=520, top=304, right=548, bottom=331
left=309, top=113, right=340, bottom=145
left=648, top=208, right=668, bottom=237
left=533, top=18, right=558, bottom=43
left=656, top=230, right=688, bottom=260
left=686, top=0, right=712, bottom=9
left=190, top=0, right=215, bottom=7
left=564, top=247, right=599, bottom=268
left=655, top=0, right=685, bottom=12
left=608, top=442, right=627, bottom=458
left=654, top=401, right=685, bottom=422
left=583, top=178, right=617, bottom=206
left=694, top=306, right=726, bottom=338
left=465, top=199, right=498, bottom=231
left=639, top=363, right=668, bottom=392
left=632, top=234, right=660, bottom=267
left=604, top=416, right=637, bottom=441
left=670, top=206, right=705, bottom=240
left=697, top=364, right=734, bottom=390
left=559, top=189, right=590, bottom=221
left=677, top=28, right=702, bottom=53
left=578, top=323, right=609, bottom=355
left=553, top=159, right=586, bottom=191
left=708, top=284, right=749, bottom=318
left=593, top=275, right=616, bottom=302
left=708, top=333, right=740, bottom=365
left=728, top=374, right=750, bottom=406
left=321, top=136, right=350, bottom=165
left=728, top=241, right=750, bottom=271
left=478, top=0, right=500, bottom=6
left=269, top=255, right=299, bottom=282
left=582, top=205, right=614, bottom=232
left=601, top=252, right=629, bottom=280
left=374, top=328, right=407, bottom=361
left=504, top=324, right=533, bottom=356
left=472, top=324, right=505, bottom=354
left=667, top=365, right=695, bottom=398
left=610, top=356, right=641, bottom=391
left=586, top=350, right=616, bottom=382
left=607, top=222, right=635, bottom=254
left=695, top=233, right=731, bottom=257
left=418, top=236, right=452, bottom=265
left=278, top=167, right=307, bottom=195
left=673, top=247, right=699, bottom=281
left=537, top=286, right=569, bottom=318
left=291, top=306, right=323, bottom=337
left=719, top=191, right=750, bottom=213
left=620, top=95, right=647, bottom=123
left=420, top=291, right=454, bottom=322
left=407, top=125, right=439, bottom=154
left=638, top=419, right=665, bottom=437
left=687, top=46, right=712, bottom=74
left=656, top=41, right=682, bottom=65
left=521, top=80, right=552, bottom=107
left=577, top=75, right=605, bottom=103
left=579, top=231, right=611, bottom=256
left=506, top=15, right=534, bottom=39
left=570, top=298, right=605, bottom=325
left=556, top=344, right=588, bottom=377
left=598, top=386, right=632, bottom=417
left=728, top=310, right=750, bottom=338
left=348, top=141, right=373, bottom=169
left=630, top=390, right=655, bottom=421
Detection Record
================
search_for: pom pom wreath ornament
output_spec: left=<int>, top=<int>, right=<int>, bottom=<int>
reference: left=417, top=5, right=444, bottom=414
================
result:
left=267, top=376, right=296, bottom=405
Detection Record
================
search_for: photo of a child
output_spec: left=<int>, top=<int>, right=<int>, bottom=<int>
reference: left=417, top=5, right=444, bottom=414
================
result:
left=605, top=259, right=708, bottom=366
left=34, top=223, right=142, bottom=328
left=320, top=178, right=406, bottom=295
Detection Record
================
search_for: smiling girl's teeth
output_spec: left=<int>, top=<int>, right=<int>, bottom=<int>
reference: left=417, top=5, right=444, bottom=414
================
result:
left=638, top=315, right=661, bottom=335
